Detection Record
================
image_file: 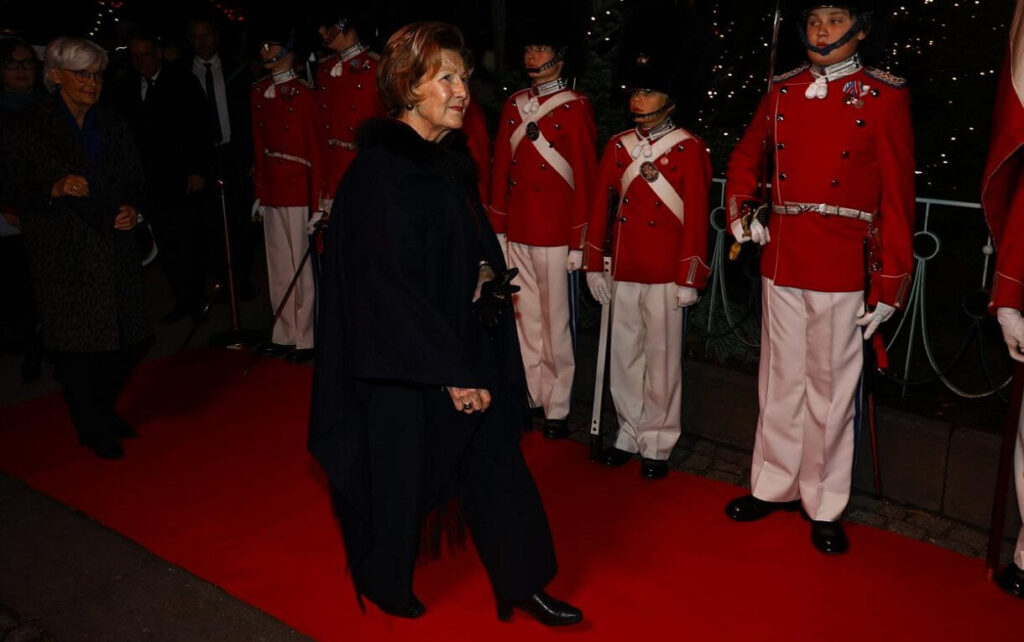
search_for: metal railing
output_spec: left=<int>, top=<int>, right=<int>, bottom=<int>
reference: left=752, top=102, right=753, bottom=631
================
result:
left=703, top=179, right=1009, bottom=400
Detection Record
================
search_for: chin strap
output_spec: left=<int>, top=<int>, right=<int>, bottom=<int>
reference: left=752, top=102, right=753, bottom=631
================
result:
left=798, top=12, right=872, bottom=56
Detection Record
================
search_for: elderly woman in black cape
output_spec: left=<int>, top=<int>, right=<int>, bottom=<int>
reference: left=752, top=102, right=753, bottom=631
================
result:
left=309, top=22, right=582, bottom=626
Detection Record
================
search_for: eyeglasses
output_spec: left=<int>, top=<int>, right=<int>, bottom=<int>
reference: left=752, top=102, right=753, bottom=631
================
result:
left=65, top=69, right=105, bottom=83
left=2, top=58, right=38, bottom=71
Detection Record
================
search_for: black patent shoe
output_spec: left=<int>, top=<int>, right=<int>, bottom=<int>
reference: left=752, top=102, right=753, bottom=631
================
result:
left=810, top=520, right=849, bottom=555
left=725, top=494, right=801, bottom=522
left=368, top=594, right=426, bottom=619
left=543, top=419, right=569, bottom=439
left=497, top=591, right=582, bottom=626
left=996, top=563, right=1024, bottom=599
left=111, top=416, right=137, bottom=439
left=641, top=459, right=668, bottom=480
left=286, top=348, right=315, bottom=363
left=602, top=447, right=633, bottom=467
left=259, top=342, right=293, bottom=356
left=87, top=439, right=125, bottom=460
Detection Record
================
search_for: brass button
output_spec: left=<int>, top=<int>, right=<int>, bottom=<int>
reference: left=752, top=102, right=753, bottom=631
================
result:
left=779, top=173, right=787, bottom=181
left=831, top=179, right=840, bottom=187
left=777, top=143, right=785, bottom=150
left=619, top=216, right=628, bottom=223
left=841, top=150, right=850, bottom=158
left=856, top=119, right=865, bottom=127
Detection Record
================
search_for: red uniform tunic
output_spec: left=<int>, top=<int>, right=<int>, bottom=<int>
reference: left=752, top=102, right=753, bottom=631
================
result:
left=585, top=126, right=712, bottom=287
left=489, top=87, right=597, bottom=248
left=725, top=64, right=916, bottom=307
left=251, top=74, right=323, bottom=208
left=462, top=99, right=492, bottom=200
left=314, top=47, right=383, bottom=199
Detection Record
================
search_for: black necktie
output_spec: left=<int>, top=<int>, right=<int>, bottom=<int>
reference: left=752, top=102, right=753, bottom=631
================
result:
left=143, top=76, right=153, bottom=102
left=204, top=62, right=223, bottom=144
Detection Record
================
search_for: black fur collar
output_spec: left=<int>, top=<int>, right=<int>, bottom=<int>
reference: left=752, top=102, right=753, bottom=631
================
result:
left=357, top=117, right=478, bottom=195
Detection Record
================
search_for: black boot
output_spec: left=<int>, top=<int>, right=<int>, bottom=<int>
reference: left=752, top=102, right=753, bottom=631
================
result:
left=995, top=563, right=1024, bottom=599
left=810, top=520, right=849, bottom=555
left=725, top=494, right=801, bottom=521
left=497, top=592, right=582, bottom=626
left=542, top=418, right=569, bottom=439
left=602, top=447, right=633, bottom=467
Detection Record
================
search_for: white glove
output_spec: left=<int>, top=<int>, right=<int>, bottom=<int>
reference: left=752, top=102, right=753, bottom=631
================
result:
left=997, top=307, right=1024, bottom=363
left=567, top=249, right=583, bottom=272
left=675, top=286, right=698, bottom=308
left=749, top=219, right=770, bottom=246
left=586, top=271, right=611, bottom=305
left=730, top=218, right=750, bottom=243
left=305, top=210, right=324, bottom=235
left=855, top=302, right=896, bottom=340
left=251, top=199, right=262, bottom=222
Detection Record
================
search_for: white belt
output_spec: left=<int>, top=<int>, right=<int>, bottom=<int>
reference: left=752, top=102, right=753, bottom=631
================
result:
left=263, top=148, right=311, bottom=168
left=773, top=202, right=874, bottom=223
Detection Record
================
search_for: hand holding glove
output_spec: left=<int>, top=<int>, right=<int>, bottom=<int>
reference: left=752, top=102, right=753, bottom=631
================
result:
left=675, top=286, right=698, bottom=308
left=997, top=307, right=1024, bottom=363
left=475, top=267, right=521, bottom=329
left=855, top=302, right=896, bottom=340
left=586, top=271, right=611, bottom=305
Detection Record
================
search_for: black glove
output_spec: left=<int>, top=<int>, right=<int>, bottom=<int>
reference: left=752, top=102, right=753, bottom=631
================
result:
left=475, top=267, right=521, bottom=329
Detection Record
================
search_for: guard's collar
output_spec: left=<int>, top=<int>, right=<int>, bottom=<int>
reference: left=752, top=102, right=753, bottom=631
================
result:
left=339, top=41, right=367, bottom=63
left=271, top=67, right=298, bottom=86
left=810, top=53, right=862, bottom=82
left=637, top=118, right=676, bottom=143
left=532, top=77, right=567, bottom=97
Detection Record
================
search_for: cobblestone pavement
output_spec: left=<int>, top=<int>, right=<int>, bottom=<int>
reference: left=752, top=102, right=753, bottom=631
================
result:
left=0, top=603, right=54, bottom=642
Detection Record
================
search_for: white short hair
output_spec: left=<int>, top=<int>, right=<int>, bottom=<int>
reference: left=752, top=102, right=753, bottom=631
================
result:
left=43, top=37, right=108, bottom=92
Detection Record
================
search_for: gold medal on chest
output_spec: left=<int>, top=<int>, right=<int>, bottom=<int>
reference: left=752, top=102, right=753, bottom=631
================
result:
left=640, top=161, right=660, bottom=182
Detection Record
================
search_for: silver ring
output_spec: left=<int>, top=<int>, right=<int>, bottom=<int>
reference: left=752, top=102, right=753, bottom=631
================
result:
left=462, top=402, right=472, bottom=409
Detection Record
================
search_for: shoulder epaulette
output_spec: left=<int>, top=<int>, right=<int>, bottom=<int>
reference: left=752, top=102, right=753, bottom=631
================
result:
left=863, top=67, right=907, bottom=88
left=774, top=63, right=810, bottom=83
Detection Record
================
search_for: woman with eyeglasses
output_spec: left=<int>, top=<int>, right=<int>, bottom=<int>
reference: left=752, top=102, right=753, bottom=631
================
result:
left=0, top=37, right=151, bottom=460
left=0, top=38, right=44, bottom=120
left=0, top=37, right=46, bottom=382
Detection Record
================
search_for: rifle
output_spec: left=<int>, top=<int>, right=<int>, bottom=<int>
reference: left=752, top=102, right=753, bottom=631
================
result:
left=590, top=185, right=619, bottom=462
left=729, top=1, right=782, bottom=262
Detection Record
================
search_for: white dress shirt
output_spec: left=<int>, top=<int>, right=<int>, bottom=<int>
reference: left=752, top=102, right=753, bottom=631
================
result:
left=192, top=53, right=232, bottom=145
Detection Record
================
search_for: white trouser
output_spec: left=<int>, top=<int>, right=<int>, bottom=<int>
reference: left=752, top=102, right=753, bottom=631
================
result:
left=609, top=281, right=683, bottom=461
left=508, top=242, right=575, bottom=420
left=1014, top=399, right=1024, bottom=568
left=750, top=278, right=862, bottom=522
left=262, top=206, right=315, bottom=349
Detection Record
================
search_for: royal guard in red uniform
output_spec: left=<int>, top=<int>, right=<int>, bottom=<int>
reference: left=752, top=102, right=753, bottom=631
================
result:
left=490, top=18, right=597, bottom=438
left=313, top=4, right=383, bottom=207
left=724, top=1, right=915, bottom=554
left=585, top=50, right=711, bottom=480
left=463, top=98, right=492, bottom=201
left=251, top=24, right=323, bottom=362
left=985, top=0, right=1024, bottom=599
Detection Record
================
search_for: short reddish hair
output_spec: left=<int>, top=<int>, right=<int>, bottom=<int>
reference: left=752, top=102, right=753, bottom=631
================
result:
left=378, top=21, right=466, bottom=117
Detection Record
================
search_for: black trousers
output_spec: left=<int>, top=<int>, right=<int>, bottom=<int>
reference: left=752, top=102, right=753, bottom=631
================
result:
left=332, top=383, right=557, bottom=606
left=149, top=195, right=206, bottom=312
left=204, top=144, right=255, bottom=292
left=54, top=348, right=138, bottom=446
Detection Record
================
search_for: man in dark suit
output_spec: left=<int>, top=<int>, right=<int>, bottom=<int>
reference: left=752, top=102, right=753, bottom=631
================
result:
left=187, top=14, right=256, bottom=300
left=112, top=30, right=213, bottom=322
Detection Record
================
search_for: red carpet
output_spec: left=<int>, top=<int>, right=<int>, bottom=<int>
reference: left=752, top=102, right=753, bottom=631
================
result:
left=0, top=348, right=1021, bottom=640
